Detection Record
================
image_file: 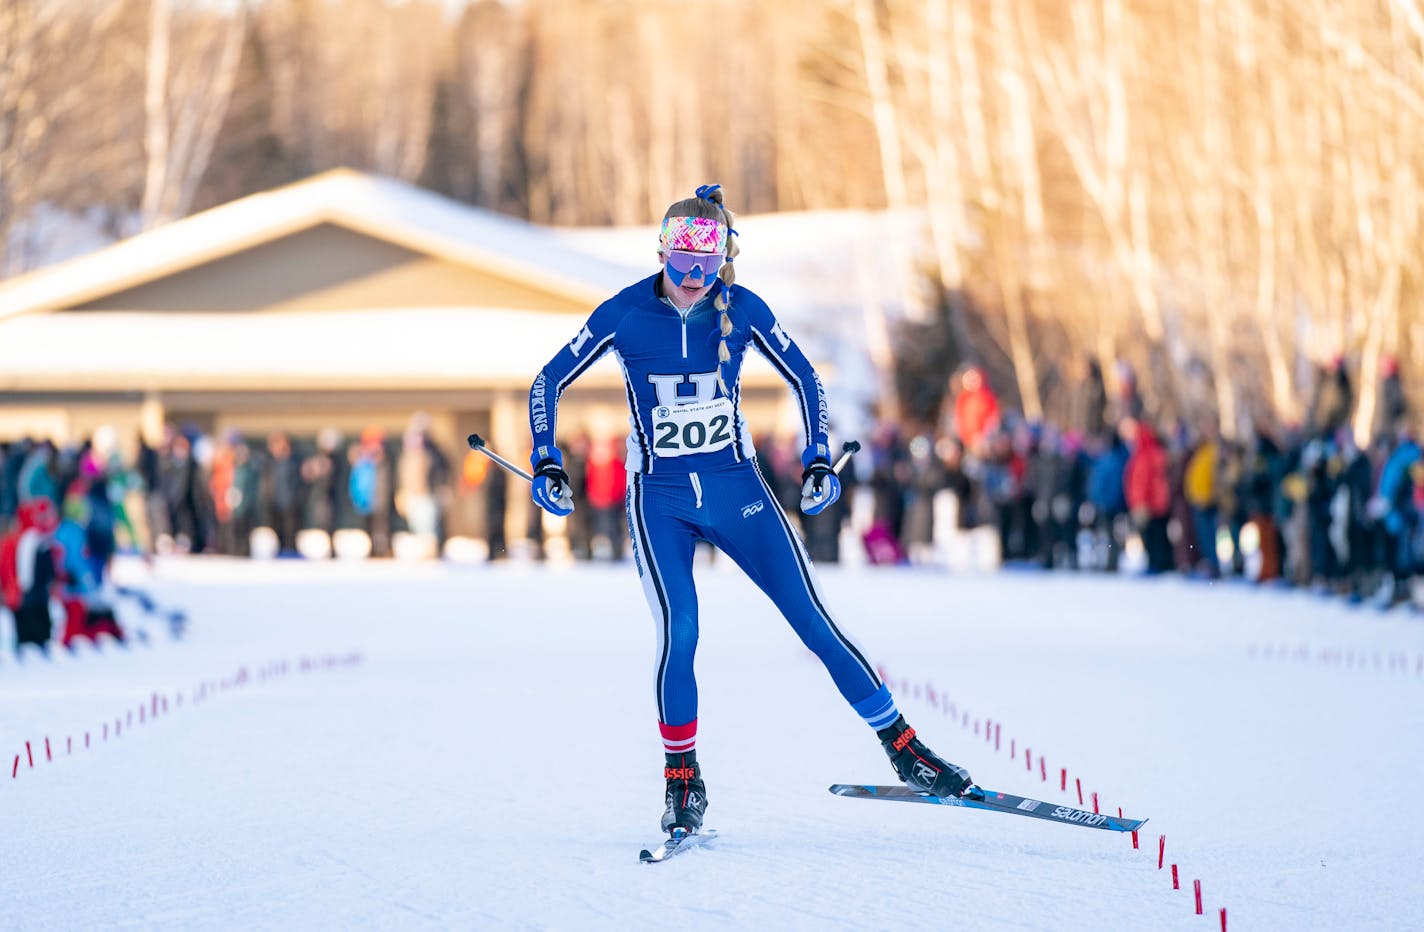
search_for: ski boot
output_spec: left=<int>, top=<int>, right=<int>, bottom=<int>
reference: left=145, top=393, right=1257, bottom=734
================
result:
left=660, top=751, right=708, bottom=836
left=876, top=715, right=973, bottom=798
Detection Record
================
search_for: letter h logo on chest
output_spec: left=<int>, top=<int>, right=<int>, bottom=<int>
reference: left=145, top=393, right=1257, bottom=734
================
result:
left=648, top=371, right=720, bottom=407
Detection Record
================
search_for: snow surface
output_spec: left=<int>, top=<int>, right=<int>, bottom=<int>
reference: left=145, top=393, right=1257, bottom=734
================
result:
left=3, top=558, right=1422, bottom=930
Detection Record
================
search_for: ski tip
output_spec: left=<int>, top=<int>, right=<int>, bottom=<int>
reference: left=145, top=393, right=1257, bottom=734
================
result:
left=638, top=849, right=653, bottom=861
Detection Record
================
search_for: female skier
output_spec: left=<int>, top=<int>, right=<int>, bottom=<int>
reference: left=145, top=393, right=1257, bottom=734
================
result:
left=527, top=185, right=972, bottom=836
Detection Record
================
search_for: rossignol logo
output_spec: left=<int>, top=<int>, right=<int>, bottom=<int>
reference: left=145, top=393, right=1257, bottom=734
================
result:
left=912, top=761, right=939, bottom=784
left=531, top=374, right=549, bottom=434
left=741, top=500, right=764, bottom=519
left=1051, top=806, right=1107, bottom=827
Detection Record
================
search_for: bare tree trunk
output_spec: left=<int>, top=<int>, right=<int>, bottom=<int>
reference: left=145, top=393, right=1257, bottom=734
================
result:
left=1024, top=0, right=1171, bottom=414
left=991, top=0, right=1044, bottom=420
left=141, top=0, right=246, bottom=229
left=850, top=0, right=908, bottom=421
left=140, top=0, right=173, bottom=229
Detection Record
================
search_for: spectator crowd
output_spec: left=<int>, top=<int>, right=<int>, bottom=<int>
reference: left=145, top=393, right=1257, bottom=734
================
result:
left=5, top=351, right=1423, bottom=630
left=849, top=354, right=1423, bottom=610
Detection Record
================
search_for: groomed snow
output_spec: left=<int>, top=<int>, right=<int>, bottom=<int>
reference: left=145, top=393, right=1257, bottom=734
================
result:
left=2, top=558, right=1421, bottom=930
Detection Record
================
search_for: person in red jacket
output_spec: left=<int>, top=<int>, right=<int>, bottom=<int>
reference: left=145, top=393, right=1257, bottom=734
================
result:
left=0, top=498, right=68, bottom=650
left=1123, top=419, right=1174, bottom=573
left=951, top=367, right=1001, bottom=455
left=583, top=435, right=627, bottom=560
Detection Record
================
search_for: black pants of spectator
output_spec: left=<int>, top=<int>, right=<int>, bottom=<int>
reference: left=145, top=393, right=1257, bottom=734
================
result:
left=1094, top=510, right=1124, bottom=572
left=1190, top=506, right=1220, bottom=576
left=221, top=512, right=256, bottom=556
left=486, top=514, right=506, bottom=560
left=1308, top=509, right=1339, bottom=583
left=1040, top=496, right=1079, bottom=569
left=590, top=506, right=626, bottom=560
left=170, top=498, right=206, bottom=552
left=365, top=511, right=391, bottom=558
left=14, top=601, right=52, bottom=649
left=270, top=505, right=301, bottom=553
left=1384, top=524, right=1415, bottom=593
left=1142, top=516, right=1174, bottom=574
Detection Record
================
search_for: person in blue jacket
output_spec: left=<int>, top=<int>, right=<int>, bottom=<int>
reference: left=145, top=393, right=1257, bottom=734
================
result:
left=528, top=185, right=972, bottom=836
left=1373, top=428, right=1421, bottom=604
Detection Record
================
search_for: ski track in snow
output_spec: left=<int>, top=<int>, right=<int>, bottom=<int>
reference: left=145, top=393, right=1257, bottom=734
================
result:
left=2, top=557, right=1421, bottom=931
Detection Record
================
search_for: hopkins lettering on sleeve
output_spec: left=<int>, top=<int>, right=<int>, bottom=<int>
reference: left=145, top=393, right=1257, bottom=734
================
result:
left=569, top=325, right=594, bottom=358
left=530, top=373, right=549, bottom=434
left=769, top=321, right=793, bottom=353
left=814, top=372, right=830, bottom=437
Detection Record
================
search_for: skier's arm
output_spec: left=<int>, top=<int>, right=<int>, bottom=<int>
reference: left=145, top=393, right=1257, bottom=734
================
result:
left=743, top=294, right=832, bottom=460
left=742, top=294, right=840, bottom=515
left=527, top=302, right=619, bottom=516
left=528, top=302, right=619, bottom=460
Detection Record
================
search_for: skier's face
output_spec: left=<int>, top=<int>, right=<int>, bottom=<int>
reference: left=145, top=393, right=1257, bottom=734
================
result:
left=661, top=256, right=717, bottom=308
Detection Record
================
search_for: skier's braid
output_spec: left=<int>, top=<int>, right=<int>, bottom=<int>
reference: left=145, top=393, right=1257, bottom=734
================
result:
left=663, top=185, right=739, bottom=395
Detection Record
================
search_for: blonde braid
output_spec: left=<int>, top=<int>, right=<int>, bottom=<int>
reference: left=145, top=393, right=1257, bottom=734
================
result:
left=702, top=188, right=740, bottom=395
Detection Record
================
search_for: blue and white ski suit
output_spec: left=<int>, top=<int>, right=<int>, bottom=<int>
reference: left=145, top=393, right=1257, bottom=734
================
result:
left=529, top=274, right=892, bottom=731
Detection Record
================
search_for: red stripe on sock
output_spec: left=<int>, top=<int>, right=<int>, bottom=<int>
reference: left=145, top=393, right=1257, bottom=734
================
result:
left=659, top=718, right=697, bottom=752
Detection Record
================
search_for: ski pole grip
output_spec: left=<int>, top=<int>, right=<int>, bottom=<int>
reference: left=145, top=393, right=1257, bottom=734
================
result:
left=832, top=440, right=861, bottom=475
left=467, top=433, right=535, bottom=484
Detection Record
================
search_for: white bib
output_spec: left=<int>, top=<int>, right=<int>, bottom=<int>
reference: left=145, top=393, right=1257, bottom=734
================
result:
left=650, top=399, right=736, bottom=458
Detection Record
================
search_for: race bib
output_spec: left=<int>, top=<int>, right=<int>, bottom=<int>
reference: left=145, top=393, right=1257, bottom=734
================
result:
left=650, top=399, right=735, bottom=458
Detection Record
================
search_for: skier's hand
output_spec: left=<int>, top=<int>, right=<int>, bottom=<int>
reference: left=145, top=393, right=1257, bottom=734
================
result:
left=800, top=456, right=841, bottom=516
left=530, top=447, right=575, bottom=517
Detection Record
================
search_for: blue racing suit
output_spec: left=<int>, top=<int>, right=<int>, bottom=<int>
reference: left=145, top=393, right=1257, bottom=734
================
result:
left=529, top=274, right=891, bottom=731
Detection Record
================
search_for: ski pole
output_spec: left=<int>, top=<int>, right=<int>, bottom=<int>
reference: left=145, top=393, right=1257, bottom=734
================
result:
left=470, top=433, right=858, bottom=482
left=832, top=440, right=861, bottom=475
left=467, top=434, right=534, bottom=484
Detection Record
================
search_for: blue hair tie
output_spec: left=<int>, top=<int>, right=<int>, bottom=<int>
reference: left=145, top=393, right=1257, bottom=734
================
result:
left=695, top=183, right=737, bottom=247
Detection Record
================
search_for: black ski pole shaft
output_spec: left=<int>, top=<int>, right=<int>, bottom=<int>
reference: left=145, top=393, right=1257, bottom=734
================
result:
left=467, top=434, right=534, bottom=484
left=832, top=440, right=861, bottom=475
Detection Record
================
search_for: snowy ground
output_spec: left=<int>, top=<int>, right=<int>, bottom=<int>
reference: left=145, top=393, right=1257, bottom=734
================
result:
left=2, top=557, right=1421, bottom=931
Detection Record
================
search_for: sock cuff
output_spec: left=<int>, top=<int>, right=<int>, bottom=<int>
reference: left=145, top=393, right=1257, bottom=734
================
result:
left=852, top=684, right=900, bottom=730
left=659, top=718, right=697, bottom=753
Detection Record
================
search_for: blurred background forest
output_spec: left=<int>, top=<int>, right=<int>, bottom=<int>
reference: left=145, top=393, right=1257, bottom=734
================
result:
left=4, top=0, right=1424, bottom=438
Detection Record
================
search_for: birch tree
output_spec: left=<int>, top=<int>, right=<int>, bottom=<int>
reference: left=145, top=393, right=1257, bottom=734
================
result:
left=140, top=0, right=247, bottom=229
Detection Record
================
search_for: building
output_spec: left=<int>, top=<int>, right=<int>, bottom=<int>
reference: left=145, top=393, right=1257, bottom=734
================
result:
left=0, top=170, right=820, bottom=547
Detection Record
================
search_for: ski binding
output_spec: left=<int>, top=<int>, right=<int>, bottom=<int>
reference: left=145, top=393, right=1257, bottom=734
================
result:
left=639, top=827, right=718, bottom=863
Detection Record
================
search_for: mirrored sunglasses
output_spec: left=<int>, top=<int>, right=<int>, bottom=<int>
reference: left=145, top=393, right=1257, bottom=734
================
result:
left=665, top=249, right=724, bottom=286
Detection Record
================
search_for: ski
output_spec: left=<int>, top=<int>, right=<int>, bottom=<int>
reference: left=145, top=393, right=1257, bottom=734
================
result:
left=829, top=784, right=1146, bottom=833
left=638, top=828, right=718, bottom=863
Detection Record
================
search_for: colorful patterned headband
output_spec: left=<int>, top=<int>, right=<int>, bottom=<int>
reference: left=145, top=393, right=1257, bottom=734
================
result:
left=660, top=216, right=727, bottom=255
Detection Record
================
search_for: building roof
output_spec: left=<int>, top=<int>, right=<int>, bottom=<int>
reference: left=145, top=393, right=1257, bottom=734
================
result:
left=0, top=169, right=642, bottom=320
left=0, top=172, right=911, bottom=416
